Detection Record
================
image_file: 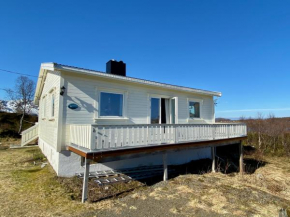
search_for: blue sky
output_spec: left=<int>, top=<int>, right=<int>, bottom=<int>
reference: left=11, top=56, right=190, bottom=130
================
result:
left=0, top=0, right=290, bottom=119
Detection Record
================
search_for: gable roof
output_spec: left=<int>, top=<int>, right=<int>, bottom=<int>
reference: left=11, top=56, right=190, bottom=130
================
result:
left=34, top=62, right=222, bottom=104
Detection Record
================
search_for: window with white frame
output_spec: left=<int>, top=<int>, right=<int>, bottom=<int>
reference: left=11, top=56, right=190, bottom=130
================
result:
left=50, top=93, right=55, bottom=118
left=42, top=96, right=46, bottom=118
left=189, top=101, right=200, bottom=118
left=100, top=92, right=123, bottom=117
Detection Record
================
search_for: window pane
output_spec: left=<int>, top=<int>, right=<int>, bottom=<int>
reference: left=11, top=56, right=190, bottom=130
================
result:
left=171, top=98, right=175, bottom=124
left=100, top=92, right=123, bottom=116
left=51, top=95, right=55, bottom=117
left=151, top=98, right=160, bottom=124
left=189, top=101, right=200, bottom=118
left=43, top=98, right=46, bottom=118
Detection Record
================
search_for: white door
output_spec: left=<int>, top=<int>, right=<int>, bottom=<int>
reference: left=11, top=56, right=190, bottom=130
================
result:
left=170, top=97, right=178, bottom=124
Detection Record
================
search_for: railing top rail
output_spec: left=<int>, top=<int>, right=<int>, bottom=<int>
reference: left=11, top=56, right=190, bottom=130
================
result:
left=83, top=123, right=247, bottom=127
left=21, top=123, right=39, bottom=134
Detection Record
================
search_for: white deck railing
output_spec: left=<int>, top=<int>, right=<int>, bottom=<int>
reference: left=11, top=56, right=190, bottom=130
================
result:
left=21, top=123, right=39, bottom=146
left=70, top=123, right=247, bottom=151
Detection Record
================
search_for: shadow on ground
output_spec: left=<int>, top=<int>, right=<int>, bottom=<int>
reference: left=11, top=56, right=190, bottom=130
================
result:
left=65, top=144, right=267, bottom=202
left=138, top=144, right=267, bottom=186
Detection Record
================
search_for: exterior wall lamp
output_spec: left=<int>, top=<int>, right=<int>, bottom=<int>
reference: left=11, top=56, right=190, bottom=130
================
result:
left=60, top=86, right=66, bottom=96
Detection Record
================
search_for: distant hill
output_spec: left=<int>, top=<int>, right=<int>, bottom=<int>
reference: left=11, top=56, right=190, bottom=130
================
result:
left=0, top=100, right=38, bottom=116
left=0, top=112, right=38, bottom=138
left=215, top=118, right=233, bottom=122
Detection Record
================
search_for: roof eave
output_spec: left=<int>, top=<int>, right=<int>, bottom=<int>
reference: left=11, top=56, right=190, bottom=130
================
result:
left=54, top=64, right=222, bottom=97
left=33, top=63, right=55, bottom=105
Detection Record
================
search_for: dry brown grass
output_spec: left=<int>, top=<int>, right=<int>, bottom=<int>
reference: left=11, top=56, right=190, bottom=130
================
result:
left=0, top=147, right=119, bottom=217
left=97, top=156, right=290, bottom=217
left=0, top=138, right=21, bottom=149
left=0, top=146, right=290, bottom=217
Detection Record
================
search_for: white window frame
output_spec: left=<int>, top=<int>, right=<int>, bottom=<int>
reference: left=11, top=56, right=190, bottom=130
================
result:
left=94, top=87, right=128, bottom=121
left=150, top=97, right=161, bottom=124
left=170, top=97, right=178, bottom=124
left=50, top=93, right=55, bottom=118
left=48, top=88, right=56, bottom=121
left=148, top=94, right=178, bottom=124
left=42, top=95, right=46, bottom=120
left=187, top=98, right=203, bottom=121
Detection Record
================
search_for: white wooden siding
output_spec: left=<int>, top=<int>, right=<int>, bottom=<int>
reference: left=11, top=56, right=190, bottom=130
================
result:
left=38, top=71, right=60, bottom=150
left=62, top=72, right=216, bottom=149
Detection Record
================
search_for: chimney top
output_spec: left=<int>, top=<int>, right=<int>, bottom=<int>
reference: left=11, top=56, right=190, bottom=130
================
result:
left=106, top=60, right=126, bottom=76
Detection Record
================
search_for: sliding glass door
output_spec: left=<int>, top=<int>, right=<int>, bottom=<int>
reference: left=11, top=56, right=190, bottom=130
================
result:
left=170, top=98, right=176, bottom=124
left=150, top=98, right=160, bottom=124
left=151, top=97, right=177, bottom=124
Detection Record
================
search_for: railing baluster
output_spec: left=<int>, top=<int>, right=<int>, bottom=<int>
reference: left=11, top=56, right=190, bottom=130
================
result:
left=68, top=123, right=247, bottom=150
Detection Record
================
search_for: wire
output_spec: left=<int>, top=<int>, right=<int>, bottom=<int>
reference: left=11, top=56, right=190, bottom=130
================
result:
left=0, top=68, right=38, bottom=78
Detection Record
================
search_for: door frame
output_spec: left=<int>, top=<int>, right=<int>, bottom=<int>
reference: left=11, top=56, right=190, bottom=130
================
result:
left=148, top=94, right=178, bottom=124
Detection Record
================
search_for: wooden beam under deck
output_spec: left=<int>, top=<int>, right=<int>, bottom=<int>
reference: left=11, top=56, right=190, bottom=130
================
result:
left=68, top=136, right=247, bottom=162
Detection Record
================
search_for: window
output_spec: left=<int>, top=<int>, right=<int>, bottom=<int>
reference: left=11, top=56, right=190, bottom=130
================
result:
left=151, top=98, right=160, bottom=124
left=171, top=98, right=176, bottom=124
left=189, top=101, right=200, bottom=118
left=100, top=92, right=123, bottom=117
left=51, top=93, right=55, bottom=118
left=42, top=97, right=46, bottom=118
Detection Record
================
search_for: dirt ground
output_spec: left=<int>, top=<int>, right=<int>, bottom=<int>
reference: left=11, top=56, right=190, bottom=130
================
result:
left=0, top=145, right=289, bottom=217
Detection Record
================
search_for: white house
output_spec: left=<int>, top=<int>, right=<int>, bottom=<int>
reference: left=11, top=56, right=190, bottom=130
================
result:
left=21, top=60, right=246, bottom=202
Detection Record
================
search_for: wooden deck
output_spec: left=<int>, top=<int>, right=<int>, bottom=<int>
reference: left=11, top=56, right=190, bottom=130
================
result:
left=68, top=123, right=247, bottom=203
left=69, top=136, right=247, bottom=161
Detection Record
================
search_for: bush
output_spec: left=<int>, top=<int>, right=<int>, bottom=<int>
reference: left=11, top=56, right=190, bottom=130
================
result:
left=0, top=112, right=38, bottom=138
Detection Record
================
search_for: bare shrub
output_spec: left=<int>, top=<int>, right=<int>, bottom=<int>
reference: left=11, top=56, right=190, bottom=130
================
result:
left=241, top=113, right=290, bottom=156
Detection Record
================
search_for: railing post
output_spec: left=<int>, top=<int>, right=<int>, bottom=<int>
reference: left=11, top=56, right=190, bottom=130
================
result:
left=175, top=125, right=178, bottom=143
left=90, top=125, right=95, bottom=150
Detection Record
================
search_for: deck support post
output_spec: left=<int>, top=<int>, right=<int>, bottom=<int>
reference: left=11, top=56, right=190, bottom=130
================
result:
left=211, top=146, right=216, bottom=173
left=163, top=152, right=168, bottom=181
left=239, top=142, right=244, bottom=174
left=82, top=157, right=90, bottom=203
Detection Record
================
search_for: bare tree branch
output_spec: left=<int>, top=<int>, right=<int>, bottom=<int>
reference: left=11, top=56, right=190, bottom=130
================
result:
left=5, top=76, right=35, bottom=133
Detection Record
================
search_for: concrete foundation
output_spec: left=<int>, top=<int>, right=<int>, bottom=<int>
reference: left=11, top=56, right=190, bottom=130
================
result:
left=39, top=138, right=211, bottom=177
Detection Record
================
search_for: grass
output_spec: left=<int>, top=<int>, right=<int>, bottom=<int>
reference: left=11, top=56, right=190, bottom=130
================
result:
left=0, top=146, right=290, bottom=217
left=0, top=147, right=116, bottom=217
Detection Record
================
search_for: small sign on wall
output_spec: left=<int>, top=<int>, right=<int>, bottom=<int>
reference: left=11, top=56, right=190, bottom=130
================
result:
left=68, top=103, right=79, bottom=110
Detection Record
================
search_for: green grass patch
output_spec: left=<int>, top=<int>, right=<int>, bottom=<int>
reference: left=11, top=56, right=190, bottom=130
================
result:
left=24, top=148, right=45, bottom=162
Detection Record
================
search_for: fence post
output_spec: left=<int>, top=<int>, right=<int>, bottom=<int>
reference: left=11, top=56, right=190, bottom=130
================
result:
left=239, top=142, right=244, bottom=174
left=211, top=146, right=216, bottom=173
left=163, top=152, right=168, bottom=181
